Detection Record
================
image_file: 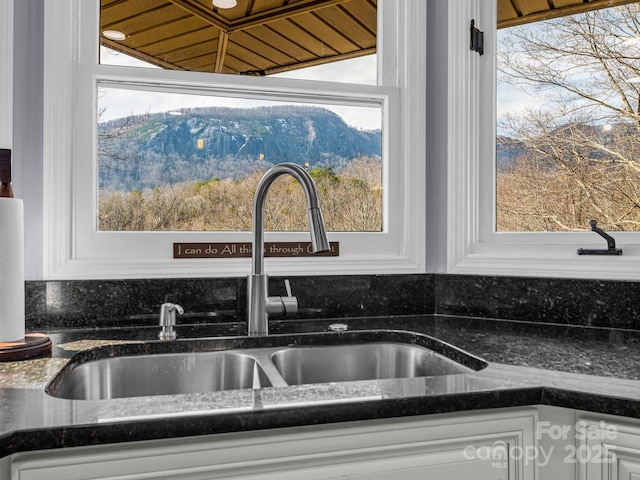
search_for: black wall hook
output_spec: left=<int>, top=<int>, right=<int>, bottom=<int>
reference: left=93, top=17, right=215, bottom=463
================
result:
left=577, top=219, right=622, bottom=255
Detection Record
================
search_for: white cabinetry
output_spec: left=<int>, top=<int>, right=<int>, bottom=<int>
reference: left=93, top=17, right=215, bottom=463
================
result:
left=11, top=408, right=536, bottom=480
left=578, top=415, right=640, bottom=480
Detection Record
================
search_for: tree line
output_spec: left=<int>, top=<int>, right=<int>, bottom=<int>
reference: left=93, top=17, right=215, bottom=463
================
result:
left=99, top=157, right=382, bottom=232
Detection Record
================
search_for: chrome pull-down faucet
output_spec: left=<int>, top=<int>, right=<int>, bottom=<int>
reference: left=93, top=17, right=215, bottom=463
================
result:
left=247, top=163, right=330, bottom=336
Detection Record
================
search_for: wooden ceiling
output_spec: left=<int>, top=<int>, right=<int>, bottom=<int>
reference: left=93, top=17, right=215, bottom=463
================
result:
left=100, top=0, right=640, bottom=75
left=100, top=0, right=376, bottom=75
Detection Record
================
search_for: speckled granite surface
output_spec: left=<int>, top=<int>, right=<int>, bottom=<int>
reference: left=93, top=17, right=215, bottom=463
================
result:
left=24, top=275, right=434, bottom=330
left=436, top=274, right=640, bottom=329
left=25, top=273, right=640, bottom=330
left=3, top=315, right=640, bottom=459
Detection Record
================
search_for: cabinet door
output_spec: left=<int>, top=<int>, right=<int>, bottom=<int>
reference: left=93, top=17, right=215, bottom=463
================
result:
left=317, top=447, right=511, bottom=480
left=227, top=439, right=512, bottom=480
left=578, top=418, right=640, bottom=480
left=11, top=442, right=512, bottom=480
left=12, top=409, right=535, bottom=480
left=618, top=457, right=640, bottom=480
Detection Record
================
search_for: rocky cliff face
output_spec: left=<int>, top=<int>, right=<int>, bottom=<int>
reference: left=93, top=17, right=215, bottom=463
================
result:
left=98, top=105, right=382, bottom=191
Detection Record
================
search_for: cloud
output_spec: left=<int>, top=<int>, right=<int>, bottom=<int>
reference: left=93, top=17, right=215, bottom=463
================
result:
left=99, top=47, right=381, bottom=130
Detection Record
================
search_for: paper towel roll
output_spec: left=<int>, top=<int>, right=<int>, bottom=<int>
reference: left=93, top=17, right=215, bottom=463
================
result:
left=0, top=198, right=24, bottom=342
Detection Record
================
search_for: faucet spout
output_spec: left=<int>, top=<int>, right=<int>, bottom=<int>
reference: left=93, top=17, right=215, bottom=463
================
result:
left=247, top=163, right=330, bottom=336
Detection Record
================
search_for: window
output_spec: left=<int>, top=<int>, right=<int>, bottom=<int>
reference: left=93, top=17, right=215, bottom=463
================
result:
left=446, top=0, right=640, bottom=280
left=497, top=3, right=640, bottom=234
left=43, top=0, right=426, bottom=279
left=97, top=85, right=383, bottom=233
left=98, top=30, right=382, bottom=235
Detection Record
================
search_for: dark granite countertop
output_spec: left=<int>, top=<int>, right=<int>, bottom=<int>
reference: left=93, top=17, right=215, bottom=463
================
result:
left=2, top=314, right=640, bottom=459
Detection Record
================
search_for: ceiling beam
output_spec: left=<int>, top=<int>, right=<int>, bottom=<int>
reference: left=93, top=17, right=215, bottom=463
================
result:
left=227, top=0, right=347, bottom=32
left=168, top=0, right=348, bottom=34
left=498, top=0, right=640, bottom=28
left=101, top=39, right=186, bottom=70
left=214, top=31, right=230, bottom=73
left=168, top=0, right=231, bottom=32
left=261, top=47, right=376, bottom=75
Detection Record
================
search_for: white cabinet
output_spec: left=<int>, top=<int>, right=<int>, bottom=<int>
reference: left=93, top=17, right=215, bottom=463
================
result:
left=578, top=415, right=640, bottom=480
left=0, top=455, right=10, bottom=480
left=11, top=408, right=537, bottom=480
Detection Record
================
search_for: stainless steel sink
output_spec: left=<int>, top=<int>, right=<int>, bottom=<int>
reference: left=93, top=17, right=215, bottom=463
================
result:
left=49, top=351, right=272, bottom=400
left=270, top=343, right=474, bottom=385
left=46, top=331, right=487, bottom=400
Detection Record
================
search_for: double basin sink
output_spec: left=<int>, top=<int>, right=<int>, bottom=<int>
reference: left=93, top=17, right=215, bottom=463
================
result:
left=46, top=330, right=487, bottom=401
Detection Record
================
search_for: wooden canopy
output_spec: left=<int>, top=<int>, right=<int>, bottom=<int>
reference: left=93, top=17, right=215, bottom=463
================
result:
left=498, top=0, right=640, bottom=29
left=100, top=0, right=376, bottom=75
left=100, top=0, right=640, bottom=75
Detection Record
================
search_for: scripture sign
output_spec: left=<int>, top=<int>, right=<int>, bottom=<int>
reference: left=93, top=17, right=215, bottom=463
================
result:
left=173, top=242, right=339, bottom=259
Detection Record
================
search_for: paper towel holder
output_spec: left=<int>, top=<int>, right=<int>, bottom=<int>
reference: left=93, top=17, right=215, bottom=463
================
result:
left=0, top=149, right=52, bottom=361
left=0, top=333, right=52, bottom=362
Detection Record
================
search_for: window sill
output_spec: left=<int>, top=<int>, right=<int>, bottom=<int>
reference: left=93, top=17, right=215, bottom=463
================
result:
left=451, top=242, right=640, bottom=280
left=49, top=254, right=425, bottom=280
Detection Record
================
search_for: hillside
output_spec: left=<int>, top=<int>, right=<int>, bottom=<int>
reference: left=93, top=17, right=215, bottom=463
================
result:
left=98, top=105, right=382, bottom=191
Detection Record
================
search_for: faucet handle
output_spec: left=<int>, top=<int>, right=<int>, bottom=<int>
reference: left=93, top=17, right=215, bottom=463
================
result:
left=266, top=279, right=298, bottom=317
left=281, top=279, right=298, bottom=315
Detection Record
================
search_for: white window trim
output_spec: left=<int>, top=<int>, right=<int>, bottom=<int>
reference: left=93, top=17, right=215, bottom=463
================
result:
left=447, top=0, right=640, bottom=281
left=0, top=0, right=12, bottom=149
left=43, top=0, right=427, bottom=280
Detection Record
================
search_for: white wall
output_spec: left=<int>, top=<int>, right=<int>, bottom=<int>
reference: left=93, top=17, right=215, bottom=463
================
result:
left=0, top=0, right=13, bottom=150
left=12, top=0, right=44, bottom=280
left=425, top=0, right=449, bottom=273
left=1, top=0, right=44, bottom=280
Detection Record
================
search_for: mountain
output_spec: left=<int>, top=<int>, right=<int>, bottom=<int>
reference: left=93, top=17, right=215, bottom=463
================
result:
left=98, top=105, right=382, bottom=191
left=496, top=122, right=634, bottom=171
left=496, top=135, right=528, bottom=169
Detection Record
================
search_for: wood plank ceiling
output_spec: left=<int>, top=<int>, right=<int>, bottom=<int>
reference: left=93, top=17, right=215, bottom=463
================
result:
left=100, top=0, right=377, bottom=75
left=100, top=0, right=640, bottom=75
left=498, top=0, right=640, bottom=28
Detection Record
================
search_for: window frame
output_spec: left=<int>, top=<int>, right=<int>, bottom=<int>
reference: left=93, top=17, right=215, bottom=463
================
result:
left=43, top=0, right=427, bottom=280
left=0, top=0, right=11, bottom=150
left=447, top=0, right=640, bottom=281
